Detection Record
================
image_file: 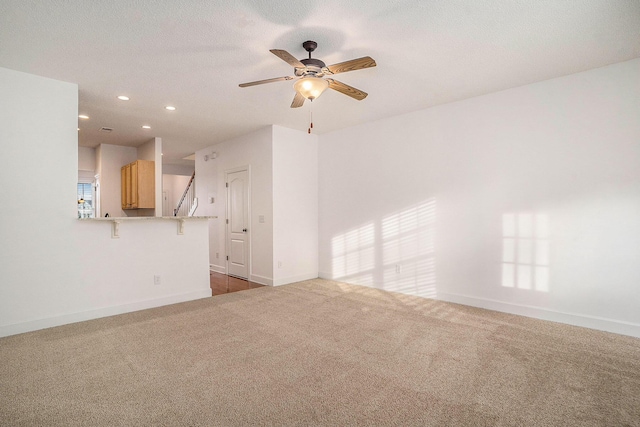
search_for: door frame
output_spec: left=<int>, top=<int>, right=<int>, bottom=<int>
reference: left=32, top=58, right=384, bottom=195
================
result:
left=224, top=165, right=251, bottom=279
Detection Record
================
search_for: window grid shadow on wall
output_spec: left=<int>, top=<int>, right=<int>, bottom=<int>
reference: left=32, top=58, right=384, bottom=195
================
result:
left=502, top=213, right=549, bottom=292
left=331, top=199, right=436, bottom=298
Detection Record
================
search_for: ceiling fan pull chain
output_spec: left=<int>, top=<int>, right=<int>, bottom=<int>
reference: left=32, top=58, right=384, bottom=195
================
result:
left=308, top=100, right=314, bottom=134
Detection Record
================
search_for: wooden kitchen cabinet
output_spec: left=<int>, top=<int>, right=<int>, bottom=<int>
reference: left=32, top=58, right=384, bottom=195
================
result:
left=121, top=160, right=155, bottom=209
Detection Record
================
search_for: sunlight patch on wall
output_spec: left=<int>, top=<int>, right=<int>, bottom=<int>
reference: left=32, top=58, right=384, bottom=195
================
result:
left=330, top=200, right=437, bottom=298
left=381, top=199, right=437, bottom=298
left=331, top=222, right=375, bottom=282
left=382, top=257, right=436, bottom=298
left=502, top=212, right=549, bottom=292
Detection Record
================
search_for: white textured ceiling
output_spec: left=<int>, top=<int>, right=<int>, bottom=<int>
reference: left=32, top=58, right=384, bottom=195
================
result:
left=2, top=0, right=639, bottom=165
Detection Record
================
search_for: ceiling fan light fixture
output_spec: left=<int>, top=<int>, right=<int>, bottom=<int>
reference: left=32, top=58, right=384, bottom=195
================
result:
left=294, top=76, right=329, bottom=100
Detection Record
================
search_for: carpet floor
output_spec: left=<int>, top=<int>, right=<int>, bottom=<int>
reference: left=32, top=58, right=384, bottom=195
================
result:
left=1, top=279, right=639, bottom=426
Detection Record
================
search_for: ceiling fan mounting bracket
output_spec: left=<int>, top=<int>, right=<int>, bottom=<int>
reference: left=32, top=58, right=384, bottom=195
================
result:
left=302, top=40, right=318, bottom=54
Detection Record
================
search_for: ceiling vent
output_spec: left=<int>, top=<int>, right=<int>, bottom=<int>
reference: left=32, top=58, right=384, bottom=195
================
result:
left=99, top=127, right=113, bottom=132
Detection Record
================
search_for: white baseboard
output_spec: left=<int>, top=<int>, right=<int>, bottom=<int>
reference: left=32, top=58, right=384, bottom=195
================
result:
left=318, top=271, right=333, bottom=280
left=318, top=272, right=640, bottom=338
left=273, top=273, right=319, bottom=286
left=438, top=292, right=640, bottom=338
left=210, top=264, right=226, bottom=274
left=249, top=274, right=273, bottom=286
left=0, top=289, right=212, bottom=338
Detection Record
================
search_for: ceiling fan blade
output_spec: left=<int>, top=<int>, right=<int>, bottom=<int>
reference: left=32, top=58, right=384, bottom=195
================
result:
left=291, top=92, right=305, bottom=108
left=239, top=76, right=294, bottom=87
left=327, top=79, right=368, bottom=100
left=325, top=56, right=376, bottom=75
left=270, top=49, right=305, bottom=68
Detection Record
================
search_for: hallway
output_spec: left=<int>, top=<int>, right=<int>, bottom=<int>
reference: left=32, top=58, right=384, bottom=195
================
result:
left=210, top=271, right=264, bottom=296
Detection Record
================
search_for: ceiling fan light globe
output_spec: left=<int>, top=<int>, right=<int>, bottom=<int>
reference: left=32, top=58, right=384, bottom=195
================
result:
left=294, top=77, right=329, bottom=100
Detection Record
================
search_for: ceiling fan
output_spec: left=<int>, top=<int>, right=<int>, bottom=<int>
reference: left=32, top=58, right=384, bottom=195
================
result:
left=239, top=40, right=376, bottom=108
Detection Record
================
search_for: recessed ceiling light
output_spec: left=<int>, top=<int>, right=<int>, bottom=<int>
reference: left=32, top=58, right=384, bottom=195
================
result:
left=117, top=95, right=130, bottom=101
left=78, top=114, right=89, bottom=119
left=142, top=125, right=151, bottom=129
left=165, top=106, right=176, bottom=111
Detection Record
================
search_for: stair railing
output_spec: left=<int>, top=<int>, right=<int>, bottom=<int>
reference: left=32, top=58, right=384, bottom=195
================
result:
left=174, top=171, right=196, bottom=216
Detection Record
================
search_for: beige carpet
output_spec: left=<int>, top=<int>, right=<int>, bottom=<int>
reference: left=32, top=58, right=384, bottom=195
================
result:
left=1, top=279, right=639, bottom=426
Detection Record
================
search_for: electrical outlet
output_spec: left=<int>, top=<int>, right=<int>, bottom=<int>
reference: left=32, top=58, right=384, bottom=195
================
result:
left=216, top=252, right=219, bottom=259
left=278, top=261, right=282, bottom=268
left=154, top=275, right=161, bottom=285
left=395, top=264, right=401, bottom=274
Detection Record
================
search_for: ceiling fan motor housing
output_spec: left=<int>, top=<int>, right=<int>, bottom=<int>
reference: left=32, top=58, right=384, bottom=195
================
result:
left=296, top=58, right=326, bottom=76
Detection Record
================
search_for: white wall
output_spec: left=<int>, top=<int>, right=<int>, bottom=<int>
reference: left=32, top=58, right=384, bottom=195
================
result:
left=0, top=67, right=211, bottom=337
left=163, top=164, right=195, bottom=176
left=318, top=59, right=640, bottom=337
left=196, top=126, right=273, bottom=284
left=78, top=146, right=96, bottom=171
left=272, top=125, right=319, bottom=285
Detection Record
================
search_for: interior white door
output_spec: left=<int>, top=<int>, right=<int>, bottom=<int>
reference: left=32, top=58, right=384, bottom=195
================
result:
left=226, top=169, right=249, bottom=279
